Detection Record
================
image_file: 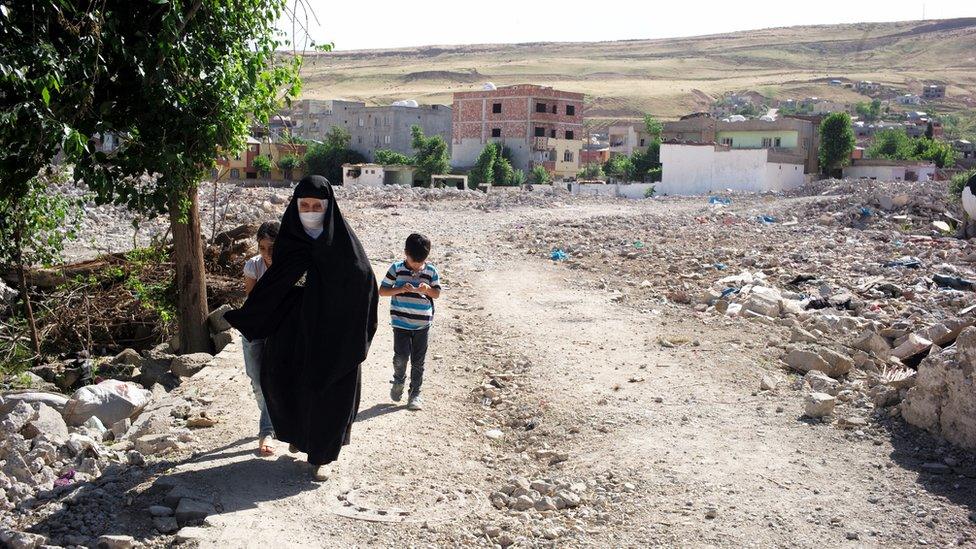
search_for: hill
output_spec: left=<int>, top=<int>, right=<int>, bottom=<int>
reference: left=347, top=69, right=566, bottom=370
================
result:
left=294, top=18, right=976, bottom=130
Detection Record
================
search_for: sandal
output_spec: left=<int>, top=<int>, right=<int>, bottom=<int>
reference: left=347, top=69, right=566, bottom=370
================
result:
left=313, top=463, right=336, bottom=482
left=258, top=436, right=275, bottom=456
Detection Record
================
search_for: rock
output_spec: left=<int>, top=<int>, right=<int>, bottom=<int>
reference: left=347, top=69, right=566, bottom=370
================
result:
left=111, top=418, right=132, bottom=440
left=534, top=496, right=558, bottom=511
left=0, top=401, right=38, bottom=433
left=0, top=392, right=69, bottom=415
left=173, top=527, right=209, bottom=544
left=170, top=353, right=214, bottom=378
left=149, top=505, right=174, bottom=517
left=0, top=531, right=46, bottom=549
left=759, top=375, right=780, bottom=391
left=96, top=534, right=138, bottom=549
left=836, top=416, right=868, bottom=430
left=127, top=450, right=146, bottom=466
left=186, top=414, right=218, bottom=429
left=790, top=327, right=818, bottom=343
left=175, top=497, right=217, bottom=525
left=135, top=357, right=175, bottom=388
left=2, top=451, right=34, bottom=484
left=510, top=494, right=534, bottom=511
left=212, top=330, right=234, bottom=354
left=804, top=392, right=836, bottom=418
left=207, top=304, right=233, bottom=333
left=784, top=349, right=830, bottom=375
left=554, top=490, right=581, bottom=508
left=152, top=516, right=179, bottom=534
left=484, top=429, right=504, bottom=440
left=743, top=289, right=781, bottom=318
left=134, top=434, right=180, bottom=455
left=817, top=348, right=854, bottom=377
left=83, top=415, right=108, bottom=435
left=892, top=333, right=932, bottom=360
left=20, top=403, right=68, bottom=443
left=804, top=370, right=840, bottom=395
left=852, top=330, right=891, bottom=359
left=113, top=348, right=142, bottom=367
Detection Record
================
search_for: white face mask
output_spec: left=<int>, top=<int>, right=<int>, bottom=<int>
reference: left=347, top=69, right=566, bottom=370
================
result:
left=298, top=211, right=325, bottom=230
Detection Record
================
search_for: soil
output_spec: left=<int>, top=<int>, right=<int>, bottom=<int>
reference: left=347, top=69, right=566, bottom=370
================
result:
left=130, top=196, right=975, bottom=547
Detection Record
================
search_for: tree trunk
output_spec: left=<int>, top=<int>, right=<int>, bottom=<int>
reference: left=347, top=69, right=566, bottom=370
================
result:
left=13, top=227, right=41, bottom=361
left=169, top=185, right=212, bottom=354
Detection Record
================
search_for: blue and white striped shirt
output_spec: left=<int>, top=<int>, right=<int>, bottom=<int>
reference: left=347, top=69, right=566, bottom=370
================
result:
left=381, top=260, right=441, bottom=330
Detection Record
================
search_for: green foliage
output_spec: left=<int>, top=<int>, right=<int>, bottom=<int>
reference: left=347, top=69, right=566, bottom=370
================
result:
left=304, top=142, right=367, bottom=183
left=629, top=141, right=661, bottom=181
left=509, top=169, right=527, bottom=186
left=643, top=115, right=663, bottom=140
left=120, top=247, right=176, bottom=325
left=373, top=149, right=414, bottom=165
left=646, top=167, right=662, bottom=183
left=941, top=111, right=976, bottom=142
left=819, top=113, right=856, bottom=172
left=323, top=126, right=352, bottom=151
left=577, top=163, right=605, bottom=179
left=470, top=142, right=499, bottom=187
left=0, top=171, right=82, bottom=270
left=252, top=155, right=273, bottom=175
left=279, top=134, right=309, bottom=145
left=868, top=129, right=957, bottom=168
left=410, top=125, right=450, bottom=185
left=530, top=165, right=552, bottom=184
left=855, top=99, right=883, bottom=122
left=948, top=169, right=976, bottom=202
left=644, top=185, right=657, bottom=198
left=604, top=155, right=633, bottom=180
left=277, top=154, right=300, bottom=170
left=494, top=156, right=514, bottom=185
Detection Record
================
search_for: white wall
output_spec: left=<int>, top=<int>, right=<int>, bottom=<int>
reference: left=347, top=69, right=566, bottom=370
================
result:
left=659, top=144, right=804, bottom=195
left=843, top=165, right=934, bottom=181
left=343, top=166, right=384, bottom=187
left=569, top=182, right=657, bottom=199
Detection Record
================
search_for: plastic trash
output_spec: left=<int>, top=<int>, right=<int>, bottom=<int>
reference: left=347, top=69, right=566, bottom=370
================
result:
left=550, top=249, right=568, bottom=261
left=933, top=274, right=976, bottom=292
left=708, top=196, right=732, bottom=206
left=883, top=257, right=922, bottom=269
left=63, top=379, right=152, bottom=427
left=714, top=263, right=727, bottom=271
left=720, top=287, right=739, bottom=298
left=633, top=241, right=644, bottom=249
left=756, top=215, right=776, bottom=224
left=860, top=207, right=873, bottom=218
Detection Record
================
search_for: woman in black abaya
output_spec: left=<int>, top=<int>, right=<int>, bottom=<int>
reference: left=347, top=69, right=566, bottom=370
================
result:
left=224, top=175, right=378, bottom=481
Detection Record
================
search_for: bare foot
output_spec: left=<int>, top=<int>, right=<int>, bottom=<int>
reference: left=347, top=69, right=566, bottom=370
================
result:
left=313, top=463, right=336, bottom=482
left=258, top=436, right=275, bottom=456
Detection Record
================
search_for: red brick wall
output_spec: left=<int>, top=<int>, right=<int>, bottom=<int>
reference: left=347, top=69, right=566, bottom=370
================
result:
left=452, top=85, right=584, bottom=144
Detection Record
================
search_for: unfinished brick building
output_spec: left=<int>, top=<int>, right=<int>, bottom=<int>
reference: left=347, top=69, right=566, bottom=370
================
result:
left=451, top=84, right=584, bottom=180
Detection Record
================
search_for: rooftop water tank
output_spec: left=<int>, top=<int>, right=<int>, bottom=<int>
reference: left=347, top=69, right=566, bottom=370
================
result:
left=392, top=99, right=419, bottom=107
left=483, top=82, right=497, bottom=91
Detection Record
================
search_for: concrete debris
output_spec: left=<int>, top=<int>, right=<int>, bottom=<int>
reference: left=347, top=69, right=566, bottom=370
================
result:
left=170, top=353, right=214, bottom=378
left=804, top=392, right=836, bottom=418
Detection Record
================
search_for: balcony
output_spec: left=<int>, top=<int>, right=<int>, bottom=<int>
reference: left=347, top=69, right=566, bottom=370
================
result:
left=531, top=137, right=549, bottom=151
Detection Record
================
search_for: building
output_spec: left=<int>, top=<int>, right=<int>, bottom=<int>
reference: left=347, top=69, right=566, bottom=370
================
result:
left=214, top=139, right=307, bottom=181
left=341, top=163, right=417, bottom=187
left=802, top=98, right=846, bottom=115
left=659, top=142, right=805, bottom=195
left=451, top=84, right=585, bottom=180
left=662, top=115, right=820, bottom=174
left=829, top=79, right=844, bottom=86
left=608, top=124, right=655, bottom=156
left=953, top=139, right=974, bottom=160
left=856, top=81, right=881, bottom=93
left=843, top=159, right=936, bottom=181
left=284, top=98, right=452, bottom=162
left=905, top=111, right=928, bottom=121
left=922, top=84, right=946, bottom=100
left=896, top=94, right=922, bottom=106
left=580, top=143, right=611, bottom=166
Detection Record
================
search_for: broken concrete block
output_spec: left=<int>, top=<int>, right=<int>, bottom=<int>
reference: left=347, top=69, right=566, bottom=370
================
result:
left=804, top=392, right=836, bottom=418
left=891, top=333, right=932, bottom=360
left=170, top=353, right=214, bottom=378
left=851, top=330, right=891, bottom=359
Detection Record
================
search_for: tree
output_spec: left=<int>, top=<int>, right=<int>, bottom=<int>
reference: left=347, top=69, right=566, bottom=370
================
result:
left=410, top=125, right=450, bottom=185
left=305, top=142, right=367, bottom=184
left=277, top=154, right=301, bottom=180
left=530, top=165, right=552, bottom=184
left=578, top=163, right=605, bottom=179
left=819, top=113, right=856, bottom=175
left=66, top=1, right=300, bottom=353
left=868, top=129, right=914, bottom=160
left=494, top=156, right=514, bottom=186
left=604, top=155, right=633, bottom=181
left=252, top=155, right=273, bottom=178
left=323, top=125, right=352, bottom=150
left=470, top=143, right=498, bottom=187
left=630, top=141, right=661, bottom=181
left=509, top=169, right=527, bottom=186
left=855, top=99, right=882, bottom=122
left=643, top=115, right=663, bottom=140
left=925, top=121, right=934, bottom=140
left=373, top=149, right=414, bottom=165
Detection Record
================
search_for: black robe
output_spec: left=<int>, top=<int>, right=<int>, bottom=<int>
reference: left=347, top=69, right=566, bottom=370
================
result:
left=225, top=176, right=378, bottom=465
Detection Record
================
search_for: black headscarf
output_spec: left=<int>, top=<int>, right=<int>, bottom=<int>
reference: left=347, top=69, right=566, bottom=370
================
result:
left=225, top=175, right=378, bottom=388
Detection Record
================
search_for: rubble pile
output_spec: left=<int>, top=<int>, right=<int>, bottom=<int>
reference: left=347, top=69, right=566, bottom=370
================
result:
left=508, top=180, right=976, bottom=448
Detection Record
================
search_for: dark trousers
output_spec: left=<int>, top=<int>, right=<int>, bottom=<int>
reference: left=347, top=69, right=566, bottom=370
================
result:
left=392, top=327, right=429, bottom=396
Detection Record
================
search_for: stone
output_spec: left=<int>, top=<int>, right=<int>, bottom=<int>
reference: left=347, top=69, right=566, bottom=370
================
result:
left=1, top=401, right=38, bottom=433
left=784, top=349, right=830, bottom=375
left=20, top=403, right=69, bottom=443
left=207, top=304, right=233, bottom=333
left=743, top=291, right=781, bottom=318
left=759, top=375, right=780, bottom=391
left=817, top=348, right=854, bottom=377
left=175, top=498, right=216, bottom=524
left=170, top=353, right=214, bottom=378
left=534, top=496, right=558, bottom=511
left=113, top=348, right=142, bottom=367
left=149, top=505, right=174, bottom=517
left=484, top=429, right=504, bottom=440
left=0, top=531, right=46, bottom=549
left=173, top=527, right=209, bottom=543
left=185, top=414, right=218, bottom=429
left=892, top=333, right=932, bottom=360
left=0, top=392, right=69, bottom=415
left=555, top=490, right=581, bottom=508
left=804, top=392, right=836, bottom=418
left=111, top=418, right=132, bottom=440
left=153, top=516, right=179, bottom=534
left=790, top=327, right=818, bottom=343
left=511, top=494, right=534, bottom=511
left=133, top=434, right=180, bottom=455
left=2, top=451, right=34, bottom=484
left=212, top=330, right=233, bottom=354
left=852, top=330, right=891, bottom=359
left=836, top=416, right=868, bottom=430
left=96, top=534, right=139, bottom=549
left=83, top=415, right=108, bottom=434
left=136, top=357, right=175, bottom=388
left=804, top=370, right=840, bottom=395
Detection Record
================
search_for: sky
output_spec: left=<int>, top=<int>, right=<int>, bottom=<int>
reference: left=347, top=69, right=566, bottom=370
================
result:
left=277, top=0, right=974, bottom=51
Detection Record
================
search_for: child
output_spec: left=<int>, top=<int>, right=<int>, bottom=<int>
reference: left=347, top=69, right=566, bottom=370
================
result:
left=378, top=233, right=442, bottom=411
left=242, top=220, right=279, bottom=455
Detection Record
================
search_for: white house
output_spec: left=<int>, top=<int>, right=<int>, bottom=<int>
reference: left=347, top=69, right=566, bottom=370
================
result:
left=896, top=94, right=922, bottom=106
left=341, top=163, right=417, bottom=187
left=843, top=159, right=936, bottom=181
left=659, top=143, right=805, bottom=195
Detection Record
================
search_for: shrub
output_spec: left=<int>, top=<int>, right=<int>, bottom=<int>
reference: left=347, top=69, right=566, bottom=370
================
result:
left=530, top=165, right=552, bottom=184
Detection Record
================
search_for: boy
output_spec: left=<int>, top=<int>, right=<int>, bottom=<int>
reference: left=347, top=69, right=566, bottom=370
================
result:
left=242, top=221, right=279, bottom=455
left=378, top=233, right=442, bottom=411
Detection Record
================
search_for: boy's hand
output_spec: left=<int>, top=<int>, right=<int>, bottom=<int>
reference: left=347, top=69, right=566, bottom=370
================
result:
left=417, top=283, right=432, bottom=296
left=400, top=283, right=418, bottom=294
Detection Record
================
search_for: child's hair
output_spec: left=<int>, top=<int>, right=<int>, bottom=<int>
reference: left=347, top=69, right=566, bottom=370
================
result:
left=256, top=221, right=280, bottom=242
left=405, top=233, right=431, bottom=262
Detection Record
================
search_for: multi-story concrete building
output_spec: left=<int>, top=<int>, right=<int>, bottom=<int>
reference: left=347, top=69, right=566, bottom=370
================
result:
left=922, top=84, right=946, bottom=100
left=608, top=123, right=653, bottom=156
left=451, top=84, right=585, bottom=180
left=284, top=99, right=452, bottom=161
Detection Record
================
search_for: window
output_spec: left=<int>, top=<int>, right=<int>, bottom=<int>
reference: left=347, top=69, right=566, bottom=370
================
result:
left=774, top=137, right=782, bottom=147
left=357, top=136, right=362, bottom=144
left=492, top=103, right=502, bottom=114
left=551, top=105, right=557, bottom=114
left=358, top=118, right=364, bottom=127
left=230, top=168, right=240, bottom=179
left=536, top=102, right=547, bottom=113
left=566, top=105, right=575, bottom=116
left=384, top=135, right=391, bottom=144
left=491, top=128, right=501, bottom=137
left=563, top=150, right=574, bottom=162
left=550, top=129, right=556, bottom=138
left=566, top=130, right=574, bottom=140
left=535, top=127, right=546, bottom=137
left=640, top=138, right=646, bottom=146
left=721, top=137, right=733, bottom=146
left=761, top=138, right=773, bottom=147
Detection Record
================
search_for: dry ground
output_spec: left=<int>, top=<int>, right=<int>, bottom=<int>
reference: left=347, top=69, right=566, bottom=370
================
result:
left=146, top=196, right=975, bottom=548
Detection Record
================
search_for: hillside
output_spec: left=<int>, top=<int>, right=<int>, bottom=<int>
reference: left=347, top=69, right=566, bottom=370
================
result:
left=294, top=18, right=976, bottom=130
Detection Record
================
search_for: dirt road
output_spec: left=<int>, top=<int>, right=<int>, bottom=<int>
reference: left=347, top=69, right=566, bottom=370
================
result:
left=148, top=199, right=975, bottom=548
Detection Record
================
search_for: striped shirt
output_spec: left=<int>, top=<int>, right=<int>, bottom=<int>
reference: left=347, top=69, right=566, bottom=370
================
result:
left=381, top=260, right=441, bottom=330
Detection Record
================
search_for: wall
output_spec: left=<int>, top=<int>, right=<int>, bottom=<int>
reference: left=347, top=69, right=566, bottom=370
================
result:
left=659, top=143, right=804, bottom=195
left=343, top=165, right=385, bottom=187
left=715, top=130, right=799, bottom=148
left=569, top=182, right=656, bottom=199
left=843, top=165, right=935, bottom=181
